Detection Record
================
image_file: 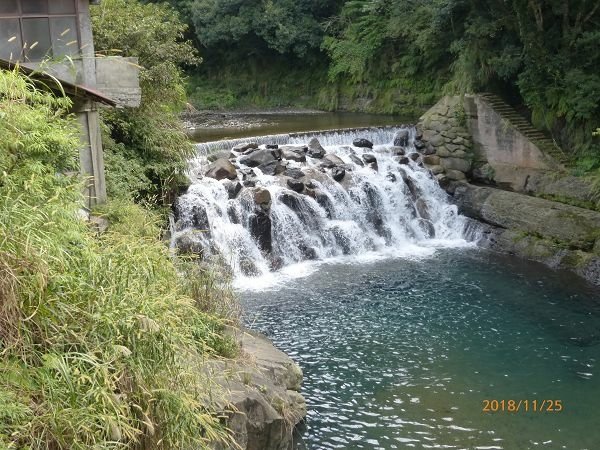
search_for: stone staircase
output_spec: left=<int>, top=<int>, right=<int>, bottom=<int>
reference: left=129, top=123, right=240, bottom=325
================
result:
left=478, top=93, right=569, bottom=164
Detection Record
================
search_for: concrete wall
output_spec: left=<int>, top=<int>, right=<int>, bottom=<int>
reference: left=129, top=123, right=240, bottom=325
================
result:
left=463, top=95, right=560, bottom=191
left=95, top=57, right=142, bottom=107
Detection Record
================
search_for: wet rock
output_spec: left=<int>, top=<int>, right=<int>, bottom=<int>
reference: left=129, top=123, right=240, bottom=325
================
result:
left=174, top=230, right=206, bottom=255
left=362, top=154, right=378, bottom=171
left=280, top=144, right=308, bottom=153
left=307, top=137, right=326, bottom=159
left=258, top=160, right=285, bottom=176
left=314, top=190, right=335, bottom=219
left=208, top=150, right=235, bottom=163
left=399, top=169, right=420, bottom=200
left=299, top=244, right=318, bottom=260
left=239, top=149, right=278, bottom=167
left=363, top=154, right=377, bottom=164
left=249, top=212, right=272, bottom=253
left=321, top=153, right=345, bottom=169
left=239, top=257, right=261, bottom=276
left=417, top=218, right=436, bottom=238
left=205, top=158, right=238, bottom=181
left=232, top=142, right=258, bottom=153
left=386, top=173, right=397, bottom=182
left=390, top=146, right=405, bottom=156
left=266, top=144, right=279, bottom=149
left=269, top=256, right=285, bottom=271
left=282, top=149, right=306, bottom=163
left=397, top=156, right=410, bottom=165
left=252, top=187, right=272, bottom=209
left=409, top=153, right=420, bottom=162
left=393, top=129, right=410, bottom=147
left=243, top=179, right=256, bottom=187
left=349, top=154, right=364, bottom=166
left=222, top=180, right=243, bottom=199
left=415, top=198, right=431, bottom=220
left=353, top=138, right=373, bottom=149
left=227, top=204, right=241, bottom=224
left=279, top=192, right=304, bottom=211
left=284, top=167, right=305, bottom=179
left=332, top=167, right=346, bottom=182
left=287, top=179, right=305, bottom=193
left=414, top=140, right=425, bottom=151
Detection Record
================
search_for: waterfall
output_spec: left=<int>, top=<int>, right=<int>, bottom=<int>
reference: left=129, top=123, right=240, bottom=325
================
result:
left=173, top=126, right=472, bottom=287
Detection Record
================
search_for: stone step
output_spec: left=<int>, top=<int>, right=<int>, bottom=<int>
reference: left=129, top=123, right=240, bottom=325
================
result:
left=478, top=92, right=567, bottom=163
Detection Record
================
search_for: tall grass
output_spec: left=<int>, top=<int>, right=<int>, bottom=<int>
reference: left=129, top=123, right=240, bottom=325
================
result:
left=0, top=68, right=237, bottom=449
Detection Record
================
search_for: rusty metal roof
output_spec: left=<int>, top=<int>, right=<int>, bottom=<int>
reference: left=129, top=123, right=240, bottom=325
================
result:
left=0, top=59, right=117, bottom=107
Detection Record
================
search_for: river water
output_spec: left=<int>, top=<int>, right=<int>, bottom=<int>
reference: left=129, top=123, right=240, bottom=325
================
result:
left=188, top=111, right=410, bottom=143
left=178, top=115, right=600, bottom=449
left=241, top=249, right=600, bottom=449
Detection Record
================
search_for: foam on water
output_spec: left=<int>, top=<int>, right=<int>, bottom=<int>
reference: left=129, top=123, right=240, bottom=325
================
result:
left=173, top=126, right=475, bottom=289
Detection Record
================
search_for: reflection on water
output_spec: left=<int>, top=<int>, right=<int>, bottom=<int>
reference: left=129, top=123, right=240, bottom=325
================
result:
left=241, top=249, right=600, bottom=449
left=188, top=112, right=412, bottom=143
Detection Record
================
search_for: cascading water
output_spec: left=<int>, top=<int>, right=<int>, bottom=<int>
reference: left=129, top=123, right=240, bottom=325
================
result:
left=172, top=126, right=472, bottom=287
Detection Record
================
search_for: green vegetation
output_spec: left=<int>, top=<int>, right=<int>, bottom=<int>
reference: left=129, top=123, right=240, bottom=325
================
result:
left=161, top=0, right=600, bottom=170
left=0, top=67, right=237, bottom=449
left=91, top=0, right=200, bottom=205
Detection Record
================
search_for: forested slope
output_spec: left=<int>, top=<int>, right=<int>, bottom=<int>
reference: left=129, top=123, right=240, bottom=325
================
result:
left=159, top=0, right=600, bottom=171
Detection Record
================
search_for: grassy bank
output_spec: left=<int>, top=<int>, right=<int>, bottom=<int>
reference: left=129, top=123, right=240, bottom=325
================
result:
left=0, top=68, right=237, bottom=449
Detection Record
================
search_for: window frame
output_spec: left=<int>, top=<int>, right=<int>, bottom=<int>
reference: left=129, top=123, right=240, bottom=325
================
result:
left=0, top=0, right=81, bottom=62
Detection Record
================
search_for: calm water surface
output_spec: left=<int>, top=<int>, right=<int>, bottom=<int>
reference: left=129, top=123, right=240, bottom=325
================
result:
left=241, top=249, right=600, bottom=449
left=189, top=112, right=411, bottom=143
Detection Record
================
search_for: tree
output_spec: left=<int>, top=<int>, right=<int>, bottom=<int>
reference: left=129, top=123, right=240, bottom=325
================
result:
left=91, top=0, right=200, bottom=204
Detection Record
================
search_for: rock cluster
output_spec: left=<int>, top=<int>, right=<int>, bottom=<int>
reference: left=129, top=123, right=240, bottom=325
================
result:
left=209, top=329, right=306, bottom=450
left=417, top=96, right=473, bottom=186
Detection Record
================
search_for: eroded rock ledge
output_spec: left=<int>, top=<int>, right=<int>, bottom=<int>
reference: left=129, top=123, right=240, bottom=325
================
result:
left=209, top=329, right=306, bottom=450
left=453, top=183, right=600, bottom=285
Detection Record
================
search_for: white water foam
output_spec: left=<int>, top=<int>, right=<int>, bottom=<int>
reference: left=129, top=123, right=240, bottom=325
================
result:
left=173, top=126, right=475, bottom=290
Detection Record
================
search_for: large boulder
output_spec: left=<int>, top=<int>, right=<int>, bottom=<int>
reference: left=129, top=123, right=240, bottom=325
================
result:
left=240, top=149, right=279, bottom=167
left=252, top=187, right=272, bottom=210
left=332, top=167, right=346, bottom=182
left=258, top=160, right=286, bottom=176
left=287, top=179, right=305, bottom=193
left=307, top=138, right=326, bottom=159
left=454, top=184, right=600, bottom=250
left=393, top=129, right=410, bottom=147
left=281, top=149, right=306, bottom=163
left=208, top=150, right=235, bottom=163
left=205, top=158, right=238, bottom=181
left=232, top=142, right=258, bottom=153
left=320, top=153, right=345, bottom=169
left=222, top=180, right=243, bottom=199
left=284, top=167, right=305, bottom=180
left=353, top=138, right=373, bottom=149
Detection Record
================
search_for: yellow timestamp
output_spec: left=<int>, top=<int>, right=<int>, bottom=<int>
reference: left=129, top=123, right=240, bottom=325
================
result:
left=482, top=399, right=563, bottom=413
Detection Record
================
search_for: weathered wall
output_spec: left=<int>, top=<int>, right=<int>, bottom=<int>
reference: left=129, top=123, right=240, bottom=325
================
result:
left=463, top=95, right=562, bottom=191
left=416, top=96, right=474, bottom=186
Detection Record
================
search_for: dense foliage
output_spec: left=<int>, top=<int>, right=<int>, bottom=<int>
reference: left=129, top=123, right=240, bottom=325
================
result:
left=0, top=68, right=236, bottom=449
left=91, top=0, right=200, bottom=204
left=167, top=0, right=600, bottom=167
